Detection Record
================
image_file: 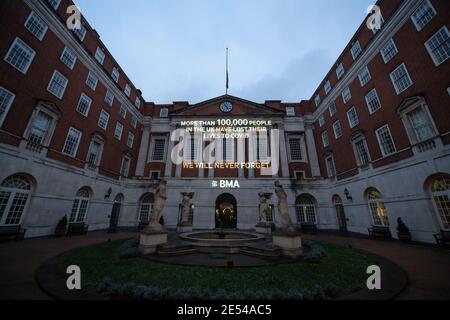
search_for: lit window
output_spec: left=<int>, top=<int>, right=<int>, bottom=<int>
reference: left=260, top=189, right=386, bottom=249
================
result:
left=430, top=175, right=450, bottom=230
left=322, top=131, right=329, bottom=148
left=324, top=81, right=332, bottom=95
left=380, top=38, right=398, bottom=63
left=358, top=66, right=371, bottom=87
left=86, top=71, right=98, bottom=90
left=367, top=188, right=390, bottom=226
left=314, top=94, right=321, bottom=107
left=152, top=139, right=166, bottom=161
left=76, top=93, right=92, bottom=117
left=390, top=63, right=413, bottom=94
left=425, top=26, right=450, bottom=66
left=376, top=125, right=396, bottom=157
left=119, top=105, right=127, bottom=119
left=351, top=41, right=362, bottom=60
left=98, top=110, right=109, bottom=130
left=112, top=67, right=120, bottom=83
left=47, top=70, right=68, bottom=99
left=114, top=122, right=123, bottom=140
left=62, top=127, right=82, bottom=157
left=0, top=175, right=32, bottom=226
left=347, top=107, right=359, bottom=128
left=95, top=47, right=105, bottom=65
left=124, top=84, right=131, bottom=97
left=289, top=137, right=303, bottom=161
left=127, top=132, right=135, bottom=148
left=411, top=0, right=436, bottom=31
left=328, top=101, right=337, bottom=117
left=0, top=87, right=15, bottom=128
left=295, top=195, right=317, bottom=224
left=24, top=11, right=48, bottom=41
left=4, top=37, right=36, bottom=74
left=365, top=88, right=382, bottom=114
left=60, top=47, right=77, bottom=70
left=70, top=188, right=90, bottom=223
left=318, top=114, right=325, bottom=127
left=336, top=63, right=345, bottom=80
left=333, top=120, right=342, bottom=139
left=342, top=86, right=351, bottom=104
left=105, top=90, right=114, bottom=106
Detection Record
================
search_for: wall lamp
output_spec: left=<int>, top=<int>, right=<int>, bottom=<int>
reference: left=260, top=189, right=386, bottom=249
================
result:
left=104, top=188, right=112, bottom=199
left=344, top=188, right=353, bottom=201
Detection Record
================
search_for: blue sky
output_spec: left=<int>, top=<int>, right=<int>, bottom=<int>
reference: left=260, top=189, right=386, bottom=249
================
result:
left=75, top=0, right=375, bottom=104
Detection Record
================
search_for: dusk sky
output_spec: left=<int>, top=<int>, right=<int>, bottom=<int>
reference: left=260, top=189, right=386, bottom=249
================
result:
left=75, top=0, right=375, bottom=104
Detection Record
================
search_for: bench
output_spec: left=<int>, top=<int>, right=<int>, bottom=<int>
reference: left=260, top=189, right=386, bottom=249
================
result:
left=0, top=225, right=27, bottom=241
left=434, top=230, right=450, bottom=247
left=300, top=223, right=318, bottom=234
left=368, top=226, right=392, bottom=240
left=66, top=223, right=89, bottom=236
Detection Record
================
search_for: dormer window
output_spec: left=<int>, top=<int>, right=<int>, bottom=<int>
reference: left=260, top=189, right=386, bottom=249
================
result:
left=160, top=108, right=169, bottom=118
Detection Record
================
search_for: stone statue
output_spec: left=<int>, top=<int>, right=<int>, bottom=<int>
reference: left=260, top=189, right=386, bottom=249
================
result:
left=147, top=179, right=167, bottom=231
left=258, top=193, right=269, bottom=223
left=180, top=193, right=192, bottom=225
left=274, top=181, right=295, bottom=232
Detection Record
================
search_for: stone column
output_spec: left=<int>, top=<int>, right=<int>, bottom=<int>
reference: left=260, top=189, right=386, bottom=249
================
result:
left=248, top=132, right=255, bottom=178
left=278, top=127, right=290, bottom=178
left=305, top=124, right=321, bottom=177
left=135, top=122, right=151, bottom=177
left=164, top=126, right=176, bottom=178
left=237, top=137, right=245, bottom=178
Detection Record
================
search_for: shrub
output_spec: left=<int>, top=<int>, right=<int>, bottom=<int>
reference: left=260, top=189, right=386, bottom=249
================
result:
left=302, top=240, right=326, bottom=262
left=118, top=238, right=140, bottom=259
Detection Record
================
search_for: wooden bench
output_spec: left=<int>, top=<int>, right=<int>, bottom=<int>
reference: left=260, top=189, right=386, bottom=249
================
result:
left=434, top=230, right=450, bottom=247
left=66, top=223, right=89, bottom=236
left=368, top=226, right=392, bottom=240
left=0, top=225, right=27, bottom=241
left=300, top=223, right=318, bottom=234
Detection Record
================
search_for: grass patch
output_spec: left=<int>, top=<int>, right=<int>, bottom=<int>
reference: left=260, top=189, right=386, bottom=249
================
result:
left=64, top=239, right=378, bottom=297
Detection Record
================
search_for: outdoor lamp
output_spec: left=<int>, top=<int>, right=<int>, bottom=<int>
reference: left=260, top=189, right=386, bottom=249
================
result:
left=344, top=188, right=353, bottom=201
left=104, top=188, right=112, bottom=199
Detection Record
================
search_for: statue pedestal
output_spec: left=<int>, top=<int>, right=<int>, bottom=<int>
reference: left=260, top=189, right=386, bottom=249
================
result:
left=255, top=222, right=272, bottom=234
left=272, top=230, right=302, bottom=258
left=139, top=227, right=168, bottom=255
left=177, top=223, right=193, bottom=233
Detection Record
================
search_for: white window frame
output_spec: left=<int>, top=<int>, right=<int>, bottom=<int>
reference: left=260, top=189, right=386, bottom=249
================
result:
left=131, top=115, right=138, bottom=129
left=380, top=38, right=398, bottom=64
left=73, top=24, right=86, bottom=42
left=160, top=108, right=169, bottom=118
left=150, top=136, right=168, bottom=162
left=342, top=86, right=351, bottom=104
left=314, top=94, right=321, bottom=107
left=411, top=0, right=437, bottom=32
left=0, top=175, right=32, bottom=226
left=425, top=26, right=450, bottom=66
left=124, top=84, right=131, bottom=97
left=347, top=107, right=359, bottom=129
left=358, top=66, right=371, bottom=87
left=336, top=63, right=345, bottom=80
left=286, top=107, right=295, bottom=117
left=0, top=87, right=16, bottom=128
left=86, top=71, right=98, bottom=90
left=127, top=132, right=135, bottom=148
left=318, top=114, right=325, bottom=128
left=328, top=101, right=337, bottom=117
left=119, top=104, right=127, bottom=119
left=60, top=46, right=77, bottom=70
left=76, top=93, right=92, bottom=117
left=98, top=110, right=109, bottom=130
left=112, top=67, right=120, bottom=83
left=324, top=81, right=332, bottom=95
left=135, top=97, right=141, bottom=109
left=333, top=120, right=343, bottom=139
left=325, top=154, right=336, bottom=178
left=47, top=70, right=68, bottom=99
left=114, top=122, right=123, bottom=141
left=365, top=88, right=382, bottom=114
left=322, top=131, right=329, bottom=148
left=24, top=11, right=48, bottom=41
left=390, top=63, right=413, bottom=95
left=105, top=89, right=114, bottom=106
left=95, top=47, right=105, bottom=65
left=4, top=37, right=36, bottom=75
left=62, top=127, right=82, bottom=158
left=351, top=133, right=372, bottom=169
left=351, top=41, right=362, bottom=60
left=375, top=125, right=397, bottom=157
left=287, top=135, right=306, bottom=163
left=48, top=0, right=62, bottom=10
left=85, top=134, right=105, bottom=170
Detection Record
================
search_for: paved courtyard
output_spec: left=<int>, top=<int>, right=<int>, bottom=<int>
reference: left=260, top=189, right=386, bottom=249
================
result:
left=0, top=232, right=449, bottom=300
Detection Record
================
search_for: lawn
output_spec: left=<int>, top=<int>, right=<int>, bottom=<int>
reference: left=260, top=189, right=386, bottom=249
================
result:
left=64, top=239, right=379, bottom=297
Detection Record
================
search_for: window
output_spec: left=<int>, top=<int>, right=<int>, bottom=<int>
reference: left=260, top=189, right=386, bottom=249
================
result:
left=354, top=139, right=371, bottom=167
left=69, top=188, right=90, bottom=223
left=365, top=88, right=382, bottom=114
left=119, top=105, right=127, bottom=119
left=135, top=97, right=141, bottom=109
left=98, top=110, right=109, bottom=130
left=114, top=122, right=123, bottom=140
left=430, top=175, right=450, bottom=230
left=425, top=26, right=450, bottom=66
left=314, top=94, right=321, bottom=107
left=322, top=131, right=329, bottom=148
left=73, top=25, right=86, bottom=42
left=0, top=175, right=32, bottom=226
left=295, top=195, right=317, bottom=224
left=139, top=194, right=154, bottom=224
left=328, top=101, right=337, bottom=117
left=351, top=41, right=362, bottom=60
left=336, top=63, right=345, bottom=80
left=324, top=81, right=332, bottom=95
left=121, top=154, right=131, bottom=177
left=358, top=66, right=371, bottom=87
left=0, top=87, right=15, bottom=128
left=380, top=39, right=398, bottom=63
left=62, top=127, right=82, bottom=157
left=342, top=86, right=351, bottom=104
left=160, top=108, right=169, bottom=118
left=60, top=47, right=77, bottom=70
left=150, top=171, right=160, bottom=180
left=47, top=70, right=68, bottom=99
left=367, top=189, right=390, bottom=226
left=289, top=137, right=303, bottom=161
left=411, top=0, right=436, bottom=31
left=408, top=107, right=436, bottom=142
left=124, top=84, right=131, bottom=97
left=333, top=121, right=342, bottom=139
left=24, top=11, right=48, bottom=41
left=131, top=115, right=138, bottom=129
left=325, top=155, right=336, bottom=178
left=127, top=132, right=135, bottom=148
left=85, top=72, right=98, bottom=91
left=390, top=63, right=413, bottom=94
left=26, top=112, right=51, bottom=151
left=222, top=138, right=234, bottom=162
left=376, top=125, right=396, bottom=157
left=4, top=37, right=36, bottom=74
left=95, top=47, right=105, bottom=65
left=86, top=136, right=104, bottom=169
left=318, top=115, right=325, bottom=127
left=295, top=171, right=305, bottom=181
left=347, top=107, right=359, bottom=128
left=48, top=0, right=61, bottom=10
left=286, top=107, right=295, bottom=117
left=112, top=67, right=120, bottom=83
left=152, top=139, right=166, bottom=161
left=76, top=93, right=92, bottom=117
left=105, top=90, right=114, bottom=106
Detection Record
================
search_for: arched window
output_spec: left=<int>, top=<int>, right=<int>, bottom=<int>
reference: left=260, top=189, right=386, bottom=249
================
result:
left=139, top=194, right=154, bottom=224
left=430, top=175, right=450, bottom=230
left=0, top=175, right=32, bottom=225
left=367, top=188, right=390, bottom=226
left=295, top=195, right=316, bottom=224
left=70, top=188, right=90, bottom=223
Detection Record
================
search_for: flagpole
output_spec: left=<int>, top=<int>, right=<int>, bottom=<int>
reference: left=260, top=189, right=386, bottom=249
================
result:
left=226, top=48, right=229, bottom=95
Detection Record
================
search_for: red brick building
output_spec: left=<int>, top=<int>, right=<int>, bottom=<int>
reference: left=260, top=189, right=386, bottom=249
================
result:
left=0, top=0, right=449, bottom=242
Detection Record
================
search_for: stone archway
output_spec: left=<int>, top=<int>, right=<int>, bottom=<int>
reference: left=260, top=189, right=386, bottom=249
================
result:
left=215, top=193, right=237, bottom=229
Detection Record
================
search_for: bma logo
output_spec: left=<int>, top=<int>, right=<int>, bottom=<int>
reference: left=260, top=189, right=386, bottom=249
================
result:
left=212, top=180, right=241, bottom=188
left=66, top=5, right=82, bottom=30
left=366, top=5, right=383, bottom=32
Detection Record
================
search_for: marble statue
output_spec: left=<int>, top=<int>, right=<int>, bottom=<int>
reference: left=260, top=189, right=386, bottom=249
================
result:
left=258, top=193, right=269, bottom=223
left=180, top=193, right=192, bottom=225
left=147, top=179, right=167, bottom=231
left=274, top=181, right=295, bottom=232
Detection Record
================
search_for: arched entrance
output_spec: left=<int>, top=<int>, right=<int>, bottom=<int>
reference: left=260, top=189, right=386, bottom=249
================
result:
left=108, top=194, right=123, bottom=233
left=215, top=193, right=237, bottom=229
left=333, top=195, right=347, bottom=232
